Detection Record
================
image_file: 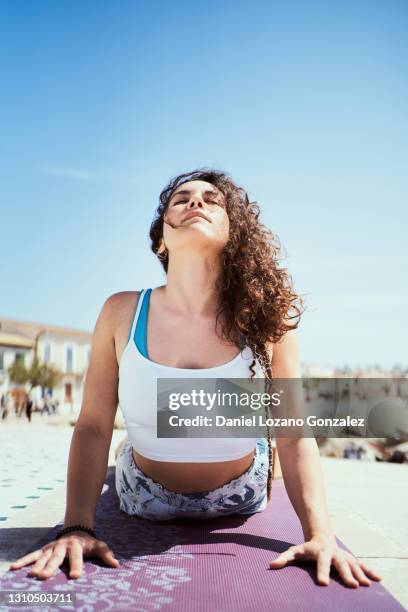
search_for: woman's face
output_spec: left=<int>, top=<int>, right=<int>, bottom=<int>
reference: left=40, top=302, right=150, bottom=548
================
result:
left=161, top=180, right=230, bottom=255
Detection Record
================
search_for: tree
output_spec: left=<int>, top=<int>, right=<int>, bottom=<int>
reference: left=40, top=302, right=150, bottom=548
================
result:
left=7, top=358, right=29, bottom=385
left=8, top=354, right=63, bottom=398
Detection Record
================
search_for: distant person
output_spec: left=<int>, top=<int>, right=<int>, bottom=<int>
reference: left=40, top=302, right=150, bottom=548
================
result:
left=26, top=398, right=33, bottom=423
left=2, top=392, right=12, bottom=420
left=41, top=399, right=50, bottom=416
left=388, top=450, right=406, bottom=464
left=0, top=393, right=5, bottom=420
left=343, top=444, right=358, bottom=459
left=18, top=396, right=27, bottom=418
left=356, top=446, right=365, bottom=460
left=38, top=397, right=44, bottom=415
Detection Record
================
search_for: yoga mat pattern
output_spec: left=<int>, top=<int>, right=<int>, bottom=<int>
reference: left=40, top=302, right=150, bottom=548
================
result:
left=1, top=470, right=404, bottom=611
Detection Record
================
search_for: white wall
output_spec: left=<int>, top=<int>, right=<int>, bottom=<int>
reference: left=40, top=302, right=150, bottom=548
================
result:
left=1, top=335, right=91, bottom=408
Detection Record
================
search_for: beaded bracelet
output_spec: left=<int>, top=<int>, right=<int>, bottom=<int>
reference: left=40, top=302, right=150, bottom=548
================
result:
left=55, top=524, right=97, bottom=540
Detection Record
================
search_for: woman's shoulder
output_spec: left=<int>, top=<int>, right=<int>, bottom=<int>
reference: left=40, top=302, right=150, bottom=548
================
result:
left=100, top=291, right=142, bottom=331
left=104, top=290, right=142, bottom=309
left=267, top=327, right=301, bottom=378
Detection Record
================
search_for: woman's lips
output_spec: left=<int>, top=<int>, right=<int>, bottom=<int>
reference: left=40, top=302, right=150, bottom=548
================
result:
left=183, top=212, right=210, bottom=223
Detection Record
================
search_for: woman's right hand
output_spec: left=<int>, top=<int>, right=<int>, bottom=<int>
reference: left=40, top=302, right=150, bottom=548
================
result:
left=8, top=531, right=120, bottom=580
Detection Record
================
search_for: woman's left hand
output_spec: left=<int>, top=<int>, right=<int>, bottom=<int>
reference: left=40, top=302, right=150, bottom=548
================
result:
left=269, top=533, right=382, bottom=588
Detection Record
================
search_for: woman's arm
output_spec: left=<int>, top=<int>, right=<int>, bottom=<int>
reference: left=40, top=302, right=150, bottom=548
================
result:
left=275, top=437, right=333, bottom=540
left=63, top=295, right=121, bottom=529
left=268, top=329, right=382, bottom=587
left=63, top=427, right=113, bottom=528
left=9, top=295, right=123, bottom=580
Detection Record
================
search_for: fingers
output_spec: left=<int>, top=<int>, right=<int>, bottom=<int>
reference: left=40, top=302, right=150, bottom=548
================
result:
left=34, top=544, right=67, bottom=580
left=27, top=548, right=54, bottom=578
left=269, top=546, right=300, bottom=568
left=269, top=542, right=381, bottom=589
left=10, top=538, right=119, bottom=582
left=357, top=561, right=382, bottom=581
left=95, top=541, right=120, bottom=568
left=316, top=551, right=332, bottom=586
left=332, top=556, right=359, bottom=588
left=68, top=540, right=84, bottom=579
left=349, top=562, right=372, bottom=586
left=9, top=549, right=43, bottom=570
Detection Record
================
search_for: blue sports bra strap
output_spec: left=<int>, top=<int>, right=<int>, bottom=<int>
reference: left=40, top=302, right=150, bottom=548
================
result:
left=128, top=289, right=145, bottom=343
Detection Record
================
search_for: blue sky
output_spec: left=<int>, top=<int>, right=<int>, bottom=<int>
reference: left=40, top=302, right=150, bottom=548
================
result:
left=1, top=0, right=407, bottom=369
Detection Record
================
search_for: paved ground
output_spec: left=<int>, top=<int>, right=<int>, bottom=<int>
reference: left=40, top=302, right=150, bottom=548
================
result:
left=320, top=456, right=408, bottom=607
left=0, top=415, right=407, bottom=608
left=0, top=419, right=72, bottom=523
left=0, top=413, right=125, bottom=522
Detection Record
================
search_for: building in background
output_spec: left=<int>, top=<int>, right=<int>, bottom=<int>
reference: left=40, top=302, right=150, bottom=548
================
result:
left=0, top=316, right=91, bottom=413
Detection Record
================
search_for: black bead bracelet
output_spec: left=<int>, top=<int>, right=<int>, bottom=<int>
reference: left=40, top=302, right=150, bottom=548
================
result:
left=55, top=524, right=97, bottom=540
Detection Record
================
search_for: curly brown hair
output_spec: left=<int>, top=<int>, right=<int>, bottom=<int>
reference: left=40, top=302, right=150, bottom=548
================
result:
left=149, top=167, right=306, bottom=502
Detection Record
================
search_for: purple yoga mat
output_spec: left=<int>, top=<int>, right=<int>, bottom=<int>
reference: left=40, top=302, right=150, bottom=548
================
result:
left=1, top=468, right=404, bottom=611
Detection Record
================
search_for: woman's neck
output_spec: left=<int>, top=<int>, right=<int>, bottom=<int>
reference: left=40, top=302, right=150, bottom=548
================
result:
left=163, top=251, right=223, bottom=317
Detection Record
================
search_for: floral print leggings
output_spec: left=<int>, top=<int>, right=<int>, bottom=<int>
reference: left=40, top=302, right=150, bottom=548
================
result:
left=115, top=437, right=270, bottom=522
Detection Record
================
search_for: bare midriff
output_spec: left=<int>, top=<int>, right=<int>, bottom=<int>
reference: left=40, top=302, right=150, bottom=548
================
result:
left=132, top=447, right=256, bottom=494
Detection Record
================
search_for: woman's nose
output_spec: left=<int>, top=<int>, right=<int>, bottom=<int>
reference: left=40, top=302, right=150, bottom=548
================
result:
left=187, top=199, right=203, bottom=208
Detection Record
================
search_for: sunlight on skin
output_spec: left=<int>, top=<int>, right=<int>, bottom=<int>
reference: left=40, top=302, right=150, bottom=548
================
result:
left=269, top=535, right=382, bottom=588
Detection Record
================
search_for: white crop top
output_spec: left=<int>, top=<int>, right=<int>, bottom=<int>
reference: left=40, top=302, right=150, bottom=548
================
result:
left=118, top=288, right=265, bottom=462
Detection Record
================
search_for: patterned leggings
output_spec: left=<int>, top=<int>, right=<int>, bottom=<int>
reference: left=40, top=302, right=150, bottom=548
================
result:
left=115, top=437, right=270, bottom=522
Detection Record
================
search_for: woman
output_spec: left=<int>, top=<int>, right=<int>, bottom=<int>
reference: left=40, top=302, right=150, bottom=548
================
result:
left=9, top=168, right=381, bottom=588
